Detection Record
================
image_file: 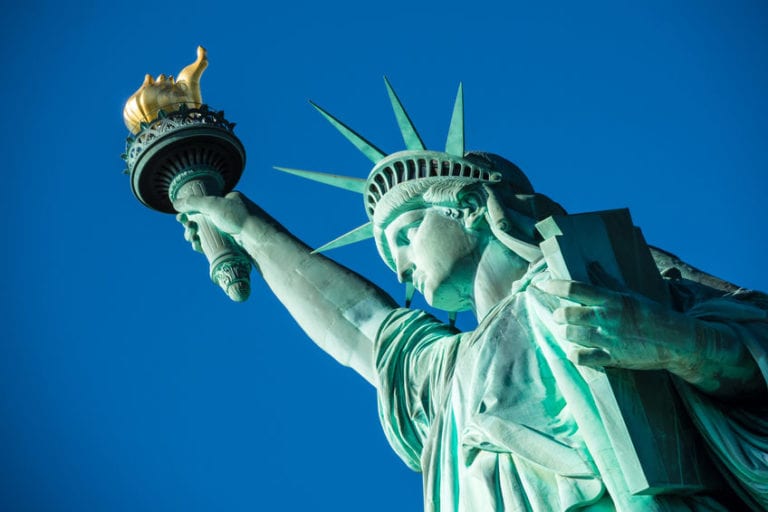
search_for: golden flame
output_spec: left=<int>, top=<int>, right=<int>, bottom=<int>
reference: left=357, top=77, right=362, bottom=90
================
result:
left=123, top=46, right=208, bottom=134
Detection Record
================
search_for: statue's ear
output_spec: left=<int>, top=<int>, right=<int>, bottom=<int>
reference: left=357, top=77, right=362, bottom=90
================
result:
left=457, top=186, right=488, bottom=230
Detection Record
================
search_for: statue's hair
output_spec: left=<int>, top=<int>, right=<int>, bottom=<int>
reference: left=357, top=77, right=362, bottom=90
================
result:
left=373, top=177, right=482, bottom=229
left=373, top=152, right=544, bottom=229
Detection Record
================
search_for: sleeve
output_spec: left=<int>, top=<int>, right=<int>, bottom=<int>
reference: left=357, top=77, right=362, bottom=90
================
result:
left=674, top=291, right=768, bottom=510
left=374, top=308, right=462, bottom=471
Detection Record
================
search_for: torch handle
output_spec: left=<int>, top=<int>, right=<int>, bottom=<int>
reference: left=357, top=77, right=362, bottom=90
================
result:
left=174, top=175, right=251, bottom=302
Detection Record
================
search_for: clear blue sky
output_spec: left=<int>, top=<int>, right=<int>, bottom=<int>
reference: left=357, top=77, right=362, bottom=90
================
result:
left=2, top=1, right=767, bottom=511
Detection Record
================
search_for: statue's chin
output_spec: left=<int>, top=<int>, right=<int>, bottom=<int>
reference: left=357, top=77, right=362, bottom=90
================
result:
left=425, top=284, right=473, bottom=313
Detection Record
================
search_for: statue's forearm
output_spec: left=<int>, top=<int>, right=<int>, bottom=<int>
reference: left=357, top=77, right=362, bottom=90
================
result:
left=673, top=320, right=763, bottom=399
left=235, top=206, right=397, bottom=386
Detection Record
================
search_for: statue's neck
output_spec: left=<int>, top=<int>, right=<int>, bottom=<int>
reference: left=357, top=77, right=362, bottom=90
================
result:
left=473, top=239, right=530, bottom=320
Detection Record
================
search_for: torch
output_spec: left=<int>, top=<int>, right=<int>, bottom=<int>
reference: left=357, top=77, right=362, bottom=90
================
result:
left=121, top=47, right=251, bottom=302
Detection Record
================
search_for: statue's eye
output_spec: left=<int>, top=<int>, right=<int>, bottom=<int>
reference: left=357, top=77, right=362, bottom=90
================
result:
left=398, top=226, right=418, bottom=246
left=440, top=207, right=462, bottom=219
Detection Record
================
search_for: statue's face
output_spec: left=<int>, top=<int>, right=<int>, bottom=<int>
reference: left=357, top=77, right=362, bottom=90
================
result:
left=383, top=207, right=482, bottom=311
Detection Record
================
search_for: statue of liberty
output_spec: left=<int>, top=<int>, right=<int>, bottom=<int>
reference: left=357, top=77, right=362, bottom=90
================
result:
left=125, top=49, right=768, bottom=511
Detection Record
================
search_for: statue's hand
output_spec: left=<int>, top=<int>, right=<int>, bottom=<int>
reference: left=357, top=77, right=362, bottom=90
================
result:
left=174, top=191, right=254, bottom=250
left=533, top=279, right=757, bottom=395
left=176, top=212, right=202, bottom=253
left=534, top=280, right=693, bottom=370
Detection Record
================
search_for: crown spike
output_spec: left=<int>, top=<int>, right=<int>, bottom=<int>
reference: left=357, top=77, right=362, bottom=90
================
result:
left=310, top=101, right=387, bottom=164
left=311, top=222, right=374, bottom=254
left=445, top=83, right=464, bottom=156
left=383, top=77, right=426, bottom=151
left=274, top=167, right=366, bottom=194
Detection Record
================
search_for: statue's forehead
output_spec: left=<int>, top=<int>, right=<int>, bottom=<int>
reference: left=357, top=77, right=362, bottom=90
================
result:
left=382, top=209, right=428, bottom=241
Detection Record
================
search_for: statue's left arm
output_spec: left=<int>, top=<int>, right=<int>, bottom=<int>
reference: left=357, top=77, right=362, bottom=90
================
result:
left=535, top=278, right=768, bottom=507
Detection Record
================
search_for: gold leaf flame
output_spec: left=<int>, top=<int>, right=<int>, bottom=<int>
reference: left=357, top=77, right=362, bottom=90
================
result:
left=123, top=46, right=208, bottom=134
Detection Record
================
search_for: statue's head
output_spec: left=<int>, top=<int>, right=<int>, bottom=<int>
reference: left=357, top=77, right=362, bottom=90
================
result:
left=372, top=152, right=564, bottom=309
left=278, top=81, right=564, bottom=311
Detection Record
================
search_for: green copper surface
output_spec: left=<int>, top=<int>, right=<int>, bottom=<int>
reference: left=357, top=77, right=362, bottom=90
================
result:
left=444, top=83, right=464, bottom=156
left=274, top=167, right=366, bottom=194
left=384, top=77, right=426, bottom=151
left=311, top=222, right=373, bottom=253
left=310, top=101, right=386, bottom=164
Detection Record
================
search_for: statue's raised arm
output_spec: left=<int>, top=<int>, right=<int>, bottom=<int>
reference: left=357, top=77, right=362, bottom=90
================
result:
left=175, top=191, right=397, bottom=385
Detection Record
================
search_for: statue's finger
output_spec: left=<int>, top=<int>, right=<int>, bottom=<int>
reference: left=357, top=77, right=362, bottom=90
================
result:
left=570, top=347, right=613, bottom=368
left=553, top=324, right=613, bottom=349
left=535, top=280, right=615, bottom=306
left=172, top=195, right=209, bottom=214
left=553, top=306, right=604, bottom=327
left=176, top=212, right=188, bottom=224
left=173, top=196, right=193, bottom=214
left=173, top=195, right=219, bottom=215
left=527, top=282, right=561, bottom=311
left=183, top=221, right=198, bottom=242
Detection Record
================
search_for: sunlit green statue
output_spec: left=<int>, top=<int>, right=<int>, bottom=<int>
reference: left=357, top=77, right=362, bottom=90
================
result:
left=135, top=50, right=768, bottom=511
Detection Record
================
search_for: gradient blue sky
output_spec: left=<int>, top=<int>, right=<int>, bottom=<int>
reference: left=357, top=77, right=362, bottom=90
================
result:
left=2, top=1, right=767, bottom=511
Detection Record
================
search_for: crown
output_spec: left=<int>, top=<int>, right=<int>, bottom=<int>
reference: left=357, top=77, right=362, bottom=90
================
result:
left=276, top=79, right=521, bottom=253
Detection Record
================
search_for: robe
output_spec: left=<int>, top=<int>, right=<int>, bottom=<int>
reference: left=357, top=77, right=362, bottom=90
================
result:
left=375, top=261, right=768, bottom=511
